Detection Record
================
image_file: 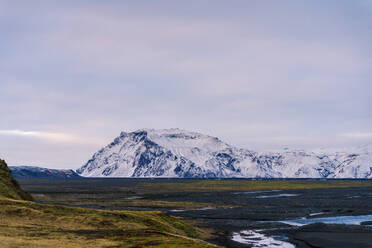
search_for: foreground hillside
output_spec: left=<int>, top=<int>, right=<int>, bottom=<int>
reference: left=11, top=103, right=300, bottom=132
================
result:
left=0, top=159, right=32, bottom=200
left=0, top=159, right=217, bottom=248
left=0, top=198, right=216, bottom=248
left=77, top=128, right=372, bottom=178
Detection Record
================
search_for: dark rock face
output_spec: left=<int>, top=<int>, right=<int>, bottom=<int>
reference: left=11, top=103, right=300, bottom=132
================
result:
left=10, top=166, right=81, bottom=179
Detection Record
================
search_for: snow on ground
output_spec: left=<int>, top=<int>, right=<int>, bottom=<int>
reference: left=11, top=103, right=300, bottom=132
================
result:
left=256, top=194, right=300, bottom=199
left=231, top=230, right=295, bottom=248
left=280, top=215, right=372, bottom=226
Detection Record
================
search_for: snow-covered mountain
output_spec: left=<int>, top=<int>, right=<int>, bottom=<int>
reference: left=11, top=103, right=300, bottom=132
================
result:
left=76, top=129, right=372, bottom=178
left=10, top=166, right=81, bottom=179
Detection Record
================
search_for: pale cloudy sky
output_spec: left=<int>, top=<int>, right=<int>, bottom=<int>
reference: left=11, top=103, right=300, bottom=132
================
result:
left=0, top=0, right=371, bottom=168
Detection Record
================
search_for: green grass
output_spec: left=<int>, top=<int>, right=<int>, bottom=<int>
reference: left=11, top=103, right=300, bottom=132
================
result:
left=31, top=193, right=235, bottom=210
left=20, top=178, right=372, bottom=211
left=0, top=197, right=218, bottom=248
left=8, top=175, right=372, bottom=247
left=0, top=160, right=219, bottom=247
left=0, top=159, right=32, bottom=201
left=140, top=179, right=372, bottom=193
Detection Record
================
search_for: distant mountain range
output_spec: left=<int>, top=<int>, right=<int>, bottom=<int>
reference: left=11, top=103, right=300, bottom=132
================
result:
left=76, top=128, right=372, bottom=179
left=10, top=166, right=81, bottom=179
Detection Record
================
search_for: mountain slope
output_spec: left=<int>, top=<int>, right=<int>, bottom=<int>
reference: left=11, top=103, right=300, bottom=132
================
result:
left=77, top=129, right=250, bottom=178
left=10, top=166, right=81, bottom=179
left=77, top=129, right=372, bottom=178
left=0, top=189, right=217, bottom=248
left=0, top=159, right=33, bottom=200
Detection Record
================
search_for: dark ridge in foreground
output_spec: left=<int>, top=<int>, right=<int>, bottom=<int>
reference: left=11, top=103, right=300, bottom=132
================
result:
left=0, top=159, right=33, bottom=200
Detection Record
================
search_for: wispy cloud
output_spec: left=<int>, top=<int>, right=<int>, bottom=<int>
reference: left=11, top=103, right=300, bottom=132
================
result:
left=341, top=132, right=372, bottom=139
left=0, top=130, right=101, bottom=144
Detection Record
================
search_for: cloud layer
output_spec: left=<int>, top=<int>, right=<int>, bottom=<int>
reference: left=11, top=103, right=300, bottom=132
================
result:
left=0, top=0, right=371, bottom=168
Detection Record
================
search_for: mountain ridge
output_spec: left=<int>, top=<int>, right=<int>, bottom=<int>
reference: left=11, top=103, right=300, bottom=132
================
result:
left=10, top=166, right=81, bottom=179
left=77, top=128, right=372, bottom=179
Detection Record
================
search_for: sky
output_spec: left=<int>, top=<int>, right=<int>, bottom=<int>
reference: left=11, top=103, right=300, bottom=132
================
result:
left=0, top=0, right=371, bottom=169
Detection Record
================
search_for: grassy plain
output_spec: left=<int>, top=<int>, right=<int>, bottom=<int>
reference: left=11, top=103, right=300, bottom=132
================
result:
left=139, top=179, right=372, bottom=192
left=10, top=178, right=372, bottom=247
left=0, top=161, right=219, bottom=248
left=20, top=178, right=372, bottom=210
left=0, top=197, right=218, bottom=248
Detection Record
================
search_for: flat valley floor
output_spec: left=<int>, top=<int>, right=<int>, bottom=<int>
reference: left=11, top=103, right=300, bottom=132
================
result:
left=18, top=179, right=372, bottom=248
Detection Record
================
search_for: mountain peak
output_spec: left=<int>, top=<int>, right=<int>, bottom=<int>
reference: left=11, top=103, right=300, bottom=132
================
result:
left=76, top=129, right=372, bottom=179
left=134, top=128, right=205, bottom=138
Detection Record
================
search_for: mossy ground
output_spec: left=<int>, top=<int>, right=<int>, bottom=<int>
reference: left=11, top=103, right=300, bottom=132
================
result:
left=21, top=178, right=372, bottom=210
left=140, top=179, right=372, bottom=193
left=0, top=161, right=218, bottom=247
left=8, top=176, right=372, bottom=247
left=0, top=159, right=32, bottom=201
left=0, top=197, right=218, bottom=248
